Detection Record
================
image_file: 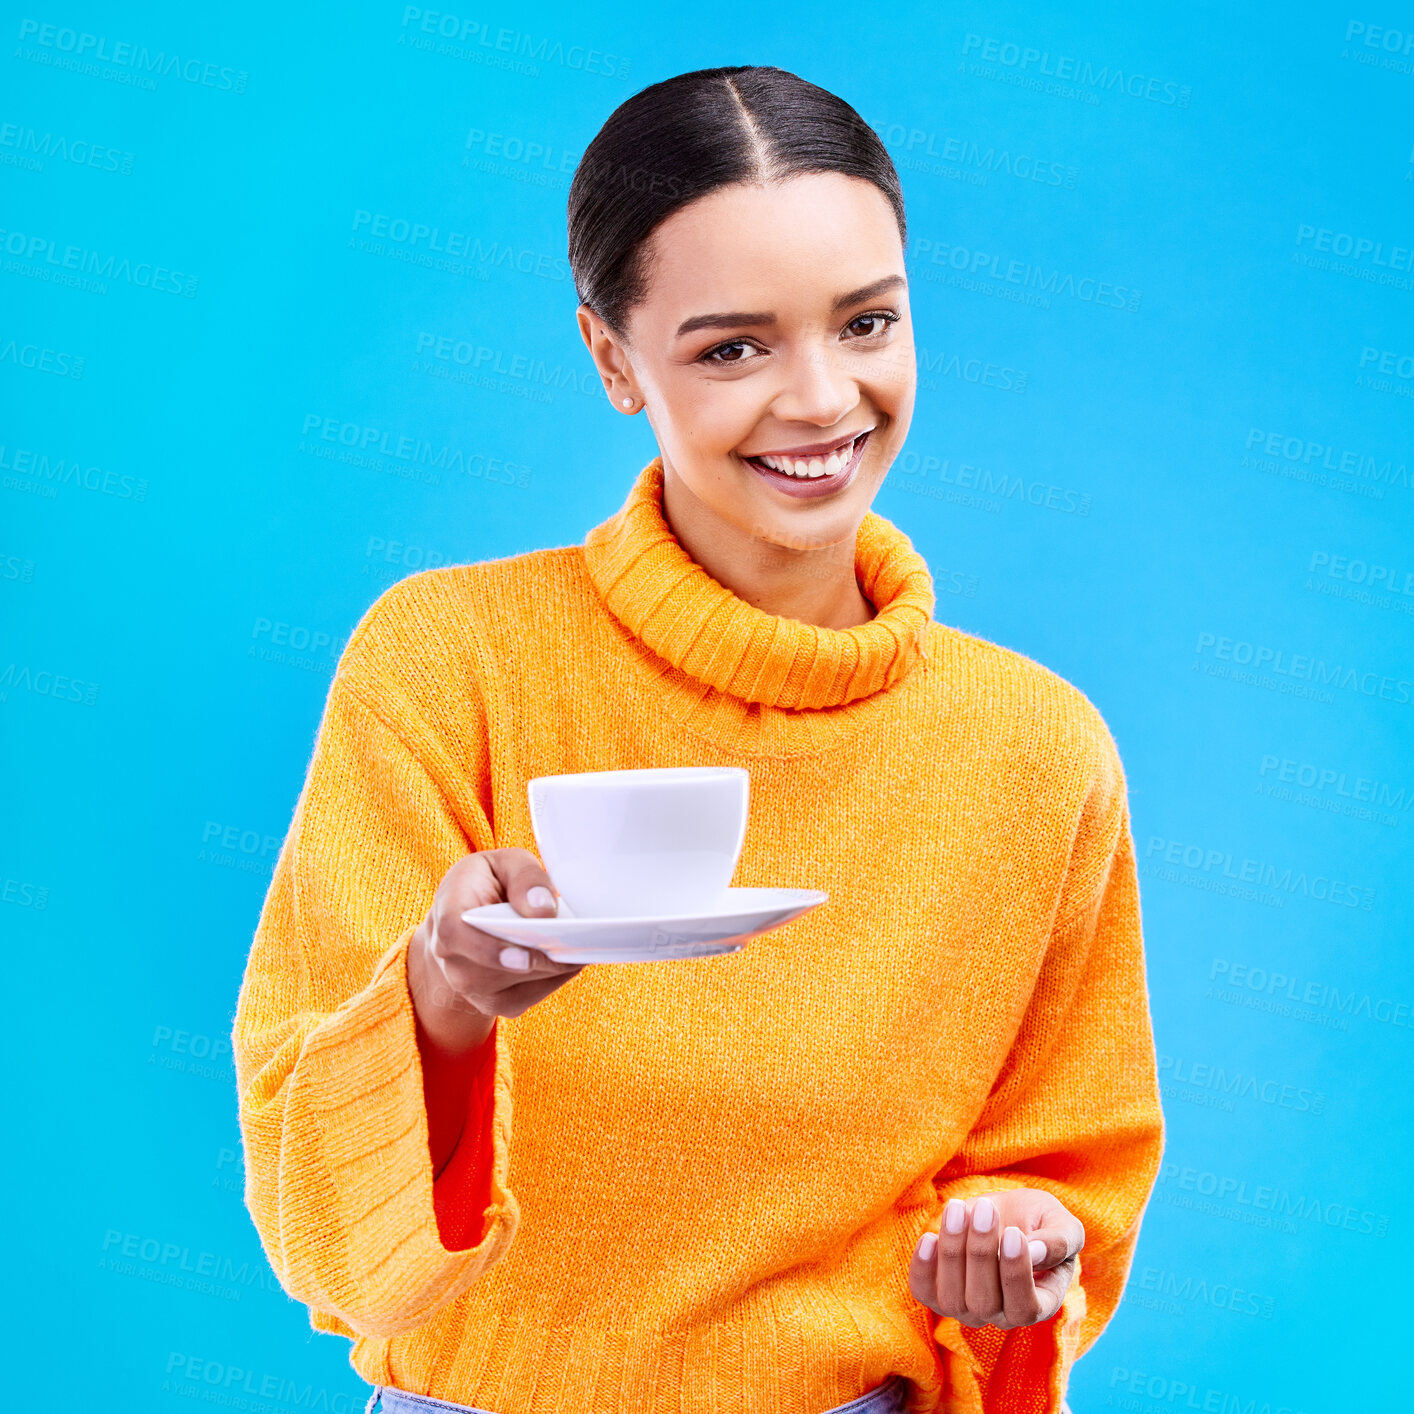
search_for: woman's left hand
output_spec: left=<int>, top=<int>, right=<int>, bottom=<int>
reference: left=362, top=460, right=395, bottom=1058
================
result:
left=907, top=1187, right=1084, bottom=1330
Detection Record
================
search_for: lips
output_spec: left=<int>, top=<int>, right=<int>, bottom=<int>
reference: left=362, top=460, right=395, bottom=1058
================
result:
left=739, top=430, right=872, bottom=500
left=742, top=429, right=872, bottom=479
left=746, top=429, right=865, bottom=460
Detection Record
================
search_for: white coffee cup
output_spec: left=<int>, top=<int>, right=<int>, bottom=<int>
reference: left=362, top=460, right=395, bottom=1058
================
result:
left=527, top=766, right=749, bottom=919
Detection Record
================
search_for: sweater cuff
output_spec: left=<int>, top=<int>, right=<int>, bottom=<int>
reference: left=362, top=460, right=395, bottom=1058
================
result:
left=926, top=1176, right=1086, bottom=1414
left=932, top=1268, right=1086, bottom=1414
left=268, top=925, right=518, bottom=1336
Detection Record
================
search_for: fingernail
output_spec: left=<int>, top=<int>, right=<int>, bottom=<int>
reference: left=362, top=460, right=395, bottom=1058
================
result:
left=500, top=946, right=531, bottom=971
left=973, top=1197, right=995, bottom=1233
left=1002, top=1225, right=1022, bottom=1259
left=526, top=886, right=555, bottom=911
left=1029, top=1239, right=1047, bottom=1265
left=918, top=1232, right=938, bottom=1262
left=944, top=1199, right=966, bottom=1234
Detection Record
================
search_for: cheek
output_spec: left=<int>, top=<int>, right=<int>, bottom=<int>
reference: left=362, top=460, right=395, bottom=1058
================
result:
left=867, top=368, right=915, bottom=465
left=868, top=362, right=915, bottom=430
left=671, top=378, right=765, bottom=456
left=878, top=340, right=917, bottom=409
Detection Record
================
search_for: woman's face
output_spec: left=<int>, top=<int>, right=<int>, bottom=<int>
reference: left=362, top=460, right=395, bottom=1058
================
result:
left=580, top=171, right=915, bottom=552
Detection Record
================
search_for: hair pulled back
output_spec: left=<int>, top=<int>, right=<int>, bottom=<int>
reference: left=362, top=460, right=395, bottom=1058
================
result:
left=567, top=65, right=906, bottom=335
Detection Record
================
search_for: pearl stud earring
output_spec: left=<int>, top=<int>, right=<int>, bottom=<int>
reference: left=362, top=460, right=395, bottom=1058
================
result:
left=621, top=396, right=634, bottom=409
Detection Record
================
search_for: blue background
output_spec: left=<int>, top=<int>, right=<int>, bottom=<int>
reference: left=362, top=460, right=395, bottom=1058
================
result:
left=3, top=2, right=1410, bottom=1410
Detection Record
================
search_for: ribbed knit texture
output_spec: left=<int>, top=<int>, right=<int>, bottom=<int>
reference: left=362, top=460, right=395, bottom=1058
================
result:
left=233, top=456, right=1164, bottom=1414
left=583, top=461, right=936, bottom=711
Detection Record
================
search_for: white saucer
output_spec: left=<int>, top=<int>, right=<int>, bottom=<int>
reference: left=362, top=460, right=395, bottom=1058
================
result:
left=460, top=887, right=828, bottom=964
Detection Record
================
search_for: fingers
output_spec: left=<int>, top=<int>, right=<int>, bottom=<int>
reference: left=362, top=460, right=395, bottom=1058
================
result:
left=481, top=846, right=560, bottom=920
left=463, top=848, right=569, bottom=975
left=963, top=1196, right=1004, bottom=1316
left=472, top=849, right=577, bottom=982
left=933, top=1204, right=967, bottom=1312
left=911, top=1195, right=1062, bottom=1330
left=989, top=1188, right=1085, bottom=1268
left=1030, top=1256, right=1077, bottom=1322
left=428, top=851, right=582, bottom=1007
left=997, top=1222, right=1045, bottom=1325
left=1025, top=1224, right=1080, bottom=1270
left=906, top=1229, right=941, bottom=1311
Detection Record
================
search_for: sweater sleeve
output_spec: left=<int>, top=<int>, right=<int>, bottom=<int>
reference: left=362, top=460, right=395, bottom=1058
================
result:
left=928, top=775, right=1165, bottom=1414
left=231, top=669, right=518, bottom=1339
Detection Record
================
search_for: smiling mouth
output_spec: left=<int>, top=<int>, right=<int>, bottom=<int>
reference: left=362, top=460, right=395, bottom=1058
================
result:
left=740, top=429, right=873, bottom=480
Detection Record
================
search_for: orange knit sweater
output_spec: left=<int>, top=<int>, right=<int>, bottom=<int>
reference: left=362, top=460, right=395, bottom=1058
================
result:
left=232, top=457, right=1164, bottom=1414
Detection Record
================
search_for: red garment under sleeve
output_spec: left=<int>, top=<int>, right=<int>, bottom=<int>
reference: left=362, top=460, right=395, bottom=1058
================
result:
left=430, top=1024, right=498, bottom=1251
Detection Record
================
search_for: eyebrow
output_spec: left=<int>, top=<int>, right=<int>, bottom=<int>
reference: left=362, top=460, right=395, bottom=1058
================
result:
left=673, top=275, right=906, bottom=338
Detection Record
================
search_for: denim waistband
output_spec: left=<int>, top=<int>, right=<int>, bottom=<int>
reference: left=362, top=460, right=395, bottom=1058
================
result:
left=366, top=1372, right=910, bottom=1414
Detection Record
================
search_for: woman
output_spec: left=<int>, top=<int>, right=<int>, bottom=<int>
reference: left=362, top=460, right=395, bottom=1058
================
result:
left=233, top=65, right=1164, bottom=1414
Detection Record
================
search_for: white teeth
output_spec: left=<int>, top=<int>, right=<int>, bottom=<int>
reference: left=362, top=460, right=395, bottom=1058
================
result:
left=756, top=436, right=857, bottom=478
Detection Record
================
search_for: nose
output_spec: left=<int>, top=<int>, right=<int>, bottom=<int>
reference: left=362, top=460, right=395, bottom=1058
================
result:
left=769, top=341, right=860, bottom=429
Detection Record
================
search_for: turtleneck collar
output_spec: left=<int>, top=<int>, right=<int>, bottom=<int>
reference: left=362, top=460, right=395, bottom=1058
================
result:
left=581, top=458, right=935, bottom=712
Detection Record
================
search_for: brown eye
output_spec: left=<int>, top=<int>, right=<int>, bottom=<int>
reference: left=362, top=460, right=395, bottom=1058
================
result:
left=846, top=312, right=897, bottom=339
left=702, top=340, right=764, bottom=366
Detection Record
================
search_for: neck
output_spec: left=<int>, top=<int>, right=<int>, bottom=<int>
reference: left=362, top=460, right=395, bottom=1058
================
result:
left=660, top=463, right=877, bottom=631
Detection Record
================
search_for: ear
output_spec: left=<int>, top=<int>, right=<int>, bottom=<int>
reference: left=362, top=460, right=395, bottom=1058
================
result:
left=577, top=304, right=641, bottom=412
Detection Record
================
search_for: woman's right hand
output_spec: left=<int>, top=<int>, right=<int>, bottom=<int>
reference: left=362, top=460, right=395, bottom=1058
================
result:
left=407, top=847, right=587, bottom=1057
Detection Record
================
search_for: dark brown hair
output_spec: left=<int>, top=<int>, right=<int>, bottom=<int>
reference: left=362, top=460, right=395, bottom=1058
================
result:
left=567, top=65, right=907, bottom=335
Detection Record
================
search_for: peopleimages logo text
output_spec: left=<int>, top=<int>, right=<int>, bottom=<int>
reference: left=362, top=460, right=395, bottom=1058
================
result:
left=1244, top=428, right=1409, bottom=489
left=350, top=210, right=568, bottom=280
left=909, top=237, right=1140, bottom=310
left=1194, top=632, right=1411, bottom=705
left=1295, top=223, right=1412, bottom=270
left=1145, top=836, right=1374, bottom=911
left=1259, top=755, right=1409, bottom=812
left=961, top=32, right=1191, bottom=105
left=0, top=226, right=198, bottom=296
left=15, top=19, right=247, bottom=91
left=398, top=8, right=629, bottom=79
